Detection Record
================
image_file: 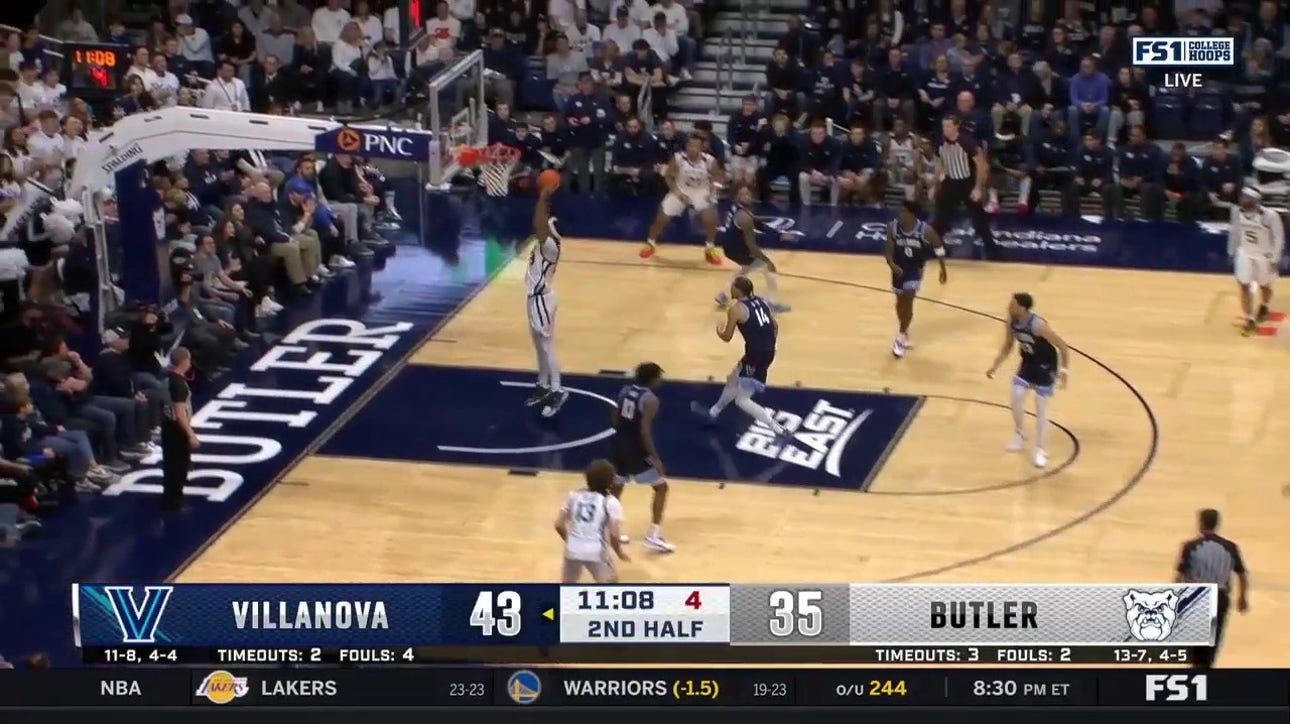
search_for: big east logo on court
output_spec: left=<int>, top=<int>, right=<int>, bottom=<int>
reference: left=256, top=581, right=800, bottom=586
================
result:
left=736, top=399, right=869, bottom=477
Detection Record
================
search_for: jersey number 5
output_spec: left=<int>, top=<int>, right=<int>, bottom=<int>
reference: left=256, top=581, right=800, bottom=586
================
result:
left=1244, top=229, right=1260, bottom=245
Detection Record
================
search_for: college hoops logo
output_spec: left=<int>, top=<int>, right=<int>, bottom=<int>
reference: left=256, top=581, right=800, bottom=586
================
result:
left=196, top=671, right=250, bottom=704
left=1123, top=589, right=1180, bottom=641
left=735, top=399, right=870, bottom=477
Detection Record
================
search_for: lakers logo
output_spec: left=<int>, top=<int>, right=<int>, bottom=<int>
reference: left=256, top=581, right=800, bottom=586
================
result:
left=506, top=669, right=541, bottom=704
left=337, top=128, right=362, bottom=153
left=196, top=670, right=250, bottom=704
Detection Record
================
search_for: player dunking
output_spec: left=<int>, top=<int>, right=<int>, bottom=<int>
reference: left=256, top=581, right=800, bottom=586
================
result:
left=1229, top=187, right=1285, bottom=336
left=525, top=177, right=569, bottom=417
left=986, top=293, right=1071, bottom=469
left=608, top=362, right=674, bottom=553
left=642, top=135, right=724, bottom=265
left=715, top=186, right=791, bottom=311
left=555, top=459, right=630, bottom=583
left=886, top=201, right=948, bottom=358
left=691, top=277, right=790, bottom=440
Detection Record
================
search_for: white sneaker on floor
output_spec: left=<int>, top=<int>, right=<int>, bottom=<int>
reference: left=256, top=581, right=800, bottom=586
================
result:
left=1005, top=431, right=1026, bottom=452
left=680, top=68, right=693, bottom=81
left=1033, top=449, right=1048, bottom=468
left=643, top=535, right=675, bottom=553
left=619, top=534, right=631, bottom=544
left=541, top=390, right=570, bottom=418
left=315, top=264, right=334, bottom=278
left=264, top=297, right=285, bottom=312
left=891, top=335, right=906, bottom=358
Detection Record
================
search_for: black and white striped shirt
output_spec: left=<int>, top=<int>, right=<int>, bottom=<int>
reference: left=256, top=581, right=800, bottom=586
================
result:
left=937, top=133, right=978, bottom=181
left=1177, top=533, right=1245, bottom=590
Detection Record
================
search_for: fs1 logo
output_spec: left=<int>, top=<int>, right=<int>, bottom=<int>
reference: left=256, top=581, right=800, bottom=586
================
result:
left=1145, top=674, right=1208, bottom=702
left=104, top=585, right=175, bottom=644
left=735, top=399, right=869, bottom=477
left=1132, top=37, right=1234, bottom=67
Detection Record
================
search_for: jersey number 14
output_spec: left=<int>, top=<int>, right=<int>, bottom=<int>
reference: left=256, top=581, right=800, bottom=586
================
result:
left=470, top=590, right=522, bottom=637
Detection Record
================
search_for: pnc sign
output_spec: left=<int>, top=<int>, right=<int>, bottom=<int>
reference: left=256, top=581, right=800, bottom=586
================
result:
left=315, top=126, right=432, bottom=161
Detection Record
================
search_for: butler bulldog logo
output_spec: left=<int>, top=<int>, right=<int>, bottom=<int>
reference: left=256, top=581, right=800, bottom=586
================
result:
left=1123, top=589, right=1180, bottom=641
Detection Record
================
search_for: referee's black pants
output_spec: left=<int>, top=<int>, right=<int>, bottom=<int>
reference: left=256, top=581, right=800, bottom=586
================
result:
left=932, top=177, right=997, bottom=259
left=1191, top=588, right=1229, bottom=669
left=160, top=423, right=191, bottom=511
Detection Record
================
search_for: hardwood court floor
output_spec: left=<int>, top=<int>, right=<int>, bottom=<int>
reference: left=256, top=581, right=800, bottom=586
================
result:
left=180, top=239, right=1290, bottom=666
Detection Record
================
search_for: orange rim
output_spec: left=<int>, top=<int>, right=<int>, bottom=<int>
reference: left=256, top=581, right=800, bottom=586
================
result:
left=458, top=144, right=520, bottom=167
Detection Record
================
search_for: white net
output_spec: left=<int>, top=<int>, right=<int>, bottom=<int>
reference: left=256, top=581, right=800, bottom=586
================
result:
left=469, top=146, right=520, bottom=197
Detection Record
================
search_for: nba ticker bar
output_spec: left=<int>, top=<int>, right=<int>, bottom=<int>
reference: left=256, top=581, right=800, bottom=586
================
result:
left=73, top=582, right=1216, bottom=663
left=2, top=669, right=1288, bottom=708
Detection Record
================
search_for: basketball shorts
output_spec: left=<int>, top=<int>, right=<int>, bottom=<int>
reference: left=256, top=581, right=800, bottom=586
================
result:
left=562, top=556, right=617, bottom=583
left=725, top=247, right=760, bottom=268
left=736, top=348, right=775, bottom=393
left=1234, top=250, right=1277, bottom=288
left=1013, top=361, right=1056, bottom=397
left=610, top=440, right=663, bottom=485
left=662, top=189, right=712, bottom=216
left=728, top=155, right=758, bottom=177
left=527, top=291, right=557, bottom=338
left=891, top=262, right=925, bottom=292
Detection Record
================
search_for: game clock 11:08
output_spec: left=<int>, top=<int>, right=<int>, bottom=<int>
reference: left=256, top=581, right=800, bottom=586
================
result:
left=64, top=43, right=129, bottom=93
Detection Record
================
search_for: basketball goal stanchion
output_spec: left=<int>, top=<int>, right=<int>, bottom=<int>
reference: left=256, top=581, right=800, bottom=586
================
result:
left=458, top=145, right=521, bottom=197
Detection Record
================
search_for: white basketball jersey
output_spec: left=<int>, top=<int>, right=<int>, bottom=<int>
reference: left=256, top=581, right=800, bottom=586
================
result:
left=562, top=489, right=623, bottom=562
left=888, top=136, right=916, bottom=169
left=1231, top=204, right=1284, bottom=257
left=675, top=152, right=714, bottom=196
left=525, top=219, right=561, bottom=296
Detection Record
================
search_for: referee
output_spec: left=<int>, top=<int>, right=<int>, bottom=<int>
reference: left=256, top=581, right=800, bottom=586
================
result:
left=932, top=115, right=998, bottom=260
left=1175, top=508, right=1248, bottom=669
left=161, top=347, right=199, bottom=512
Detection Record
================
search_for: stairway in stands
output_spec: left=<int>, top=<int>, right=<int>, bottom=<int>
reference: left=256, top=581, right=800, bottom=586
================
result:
left=670, top=0, right=805, bottom=135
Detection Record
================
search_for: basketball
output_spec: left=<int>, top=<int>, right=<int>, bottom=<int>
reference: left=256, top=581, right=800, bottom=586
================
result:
left=538, top=170, right=561, bottom=192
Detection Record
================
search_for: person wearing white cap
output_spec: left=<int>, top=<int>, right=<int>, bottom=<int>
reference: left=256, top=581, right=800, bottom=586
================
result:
left=1229, top=186, right=1286, bottom=336
left=175, top=14, right=216, bottom=78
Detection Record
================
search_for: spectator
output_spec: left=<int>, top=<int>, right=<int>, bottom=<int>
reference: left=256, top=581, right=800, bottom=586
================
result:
left=213, top=210, right=283, bottom=318
left=885, top=116, right=918, bottom=201
left=918, top=24, right=952, bottom=72
left=116, top=75, right=159, bottom=118
left=26, top=110, right=65, bottom=186
left=797, top=122, right=840, bottom=206
left=654, top=0, right=694, bottom=78
left=622, top=39, right=665, bottom=117
left=168, top=263, right=245, bottom=372
left=755, top=113, right=800, bottom=201
left=426, top=0, right=462, bottom=52
left=1247, top=1, right=1286, bottom=50
left=1162, top=142, right=1205, bottom=222
left=954, top=56, right=990, bottom=112
left=945, top=0, right=974, bottom=37
left=158, top=36, right=193, bottom=82
left=654, top=119, right=686, bottom=163
left=779, top=14, right=818, bottom=65
left=1056, top=0, right=1093, bottom=48
left=641, top=13, right=680, bottom=70
left=488, top=101, right=517, bottom=147
left=193, top=233, right=257, bottom=326
left=843, top=56, right=879, bottom=129
left=837, top=125, right=883, bottom=205
left=1067, top=56, right=1110, bottom=143
left=315, top=154, right=380, bottom=251
left=1092, top=25, right=1127, bottom=75
left=610, top=91, right=635, bottom=132
left=548, top=34, right=589, bottom=111
left=219, top=20, right=259, bottom=86
left=1028, top=61, right=1067, bottom=134
left=564, top=74, right=610, bottom=194
left=1046, top=26, right=1079, bottom=78
left=614, top=0, right=656, bottom=30
left=511, top=122, right=543, bottom=172
left=243, top=180, right=325, bottom=294
left=1017, top=0, right=1048, bottom=53
left=806, top=49, right=844, bottom=124
left=690, top=120, right=725, bottom=164
left=56, top=8, right=99, bottom=43
left=279, top=0, right=313, bottom=30
left=2, top=376, right=110, bottom=489
left=367, top=42, right=399, bottom=108
left=201, top=60, right=251, bottom=112
left=28, top=356, right=129, bottom=472
left=240, top=0, right=273, bottom=36
left=282, top=180, right=349, bottom=272
left=0, top=85, right=23, bottom=133
left=1201, top=138, right=1242, bottom=209
left=726, top=94, right=765, bottom=190
left=330, top=23, right=369, bottom=114
left=32, top=67, right=67, bottom=116
left=1031, top=117, right=1074, bottom=199
left=609, top=115, right=655, bottom=193
left=1064, top=130, right=1117, bottom=218
left=879, top=47, right=917, bottom=131
left=90, top=328, right=161, bottom=451
left=919, top=54, right=954, bottom=132
left=603, top=7, right=642, bottom=59
left=13, top=61, right=42, bottom=110
left=150, top=54, right=182, bottom=109
left=293, top=27, right=330, bottom=113
left=177, top=14, right=216, bottom=79
left=972, top=22, right=1002, bottom=72
left=1107, top=66, right=1147, bottom=146
left=258, top=13, right=297, bottom=67
left=537, top=113, right=570, bottom=169
left=1116, top=124, right=1164, bottom=221
left=950, top=90, right=993, bottom=144
left=313, top=0, right=353, bottom=44
left=250, top=54, right=293, bottom=112
left=986, top=114, right=1032, bottom=214
left=482, top=29, right=521, bottom=107
left=993, top=52, right=1035, bottom=137
left=352, top=0, right=385, bottom=46
left=566, top=9, right=602, bottom=58
left=1241, top=116, right=1274, bottom=174
left=589, top=39, right=624, bottom=92
left=764, top=46, right=802, bottom=119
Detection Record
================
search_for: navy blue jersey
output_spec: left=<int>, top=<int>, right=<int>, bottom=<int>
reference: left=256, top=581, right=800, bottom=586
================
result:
left=890, top=218, right=929, bottom=291
left=1010, top=312, right=1060, bottom=392
left=737, top=296, right=777, bottom=352
left=721, top=207, right=759, bottom=266
left=610, top=383, right=656, bottom=476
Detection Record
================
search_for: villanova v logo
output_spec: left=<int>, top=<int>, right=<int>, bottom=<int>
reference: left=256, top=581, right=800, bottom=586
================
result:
left=104, top=586, right=174, bottom=644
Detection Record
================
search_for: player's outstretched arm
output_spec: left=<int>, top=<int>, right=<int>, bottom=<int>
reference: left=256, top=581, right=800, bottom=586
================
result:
left=663, top=158, right=680, bottom=194
left=716, top=302, right=741, bottom=342
left=533, top=184, right=555, bottom=239
left=925, top=225, right=948, bottom=282
left=554, top=505, right=571, bottom=542
left=885, top=224, right=900, bottom=275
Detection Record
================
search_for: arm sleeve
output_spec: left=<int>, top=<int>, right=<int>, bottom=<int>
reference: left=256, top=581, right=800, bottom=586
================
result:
left=1227, top=204, right=1240, bottom=256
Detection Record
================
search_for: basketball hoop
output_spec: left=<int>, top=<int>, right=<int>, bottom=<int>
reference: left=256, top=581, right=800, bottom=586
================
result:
left=458, top=144, right=521, bottom=197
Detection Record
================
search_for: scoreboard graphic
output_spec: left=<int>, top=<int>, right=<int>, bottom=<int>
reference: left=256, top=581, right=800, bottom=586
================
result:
left=73, top=582, right=1217, bottom=665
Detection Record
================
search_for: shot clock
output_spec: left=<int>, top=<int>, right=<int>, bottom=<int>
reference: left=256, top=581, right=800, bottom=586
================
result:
left=63, top=43, right=130, bottom=94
